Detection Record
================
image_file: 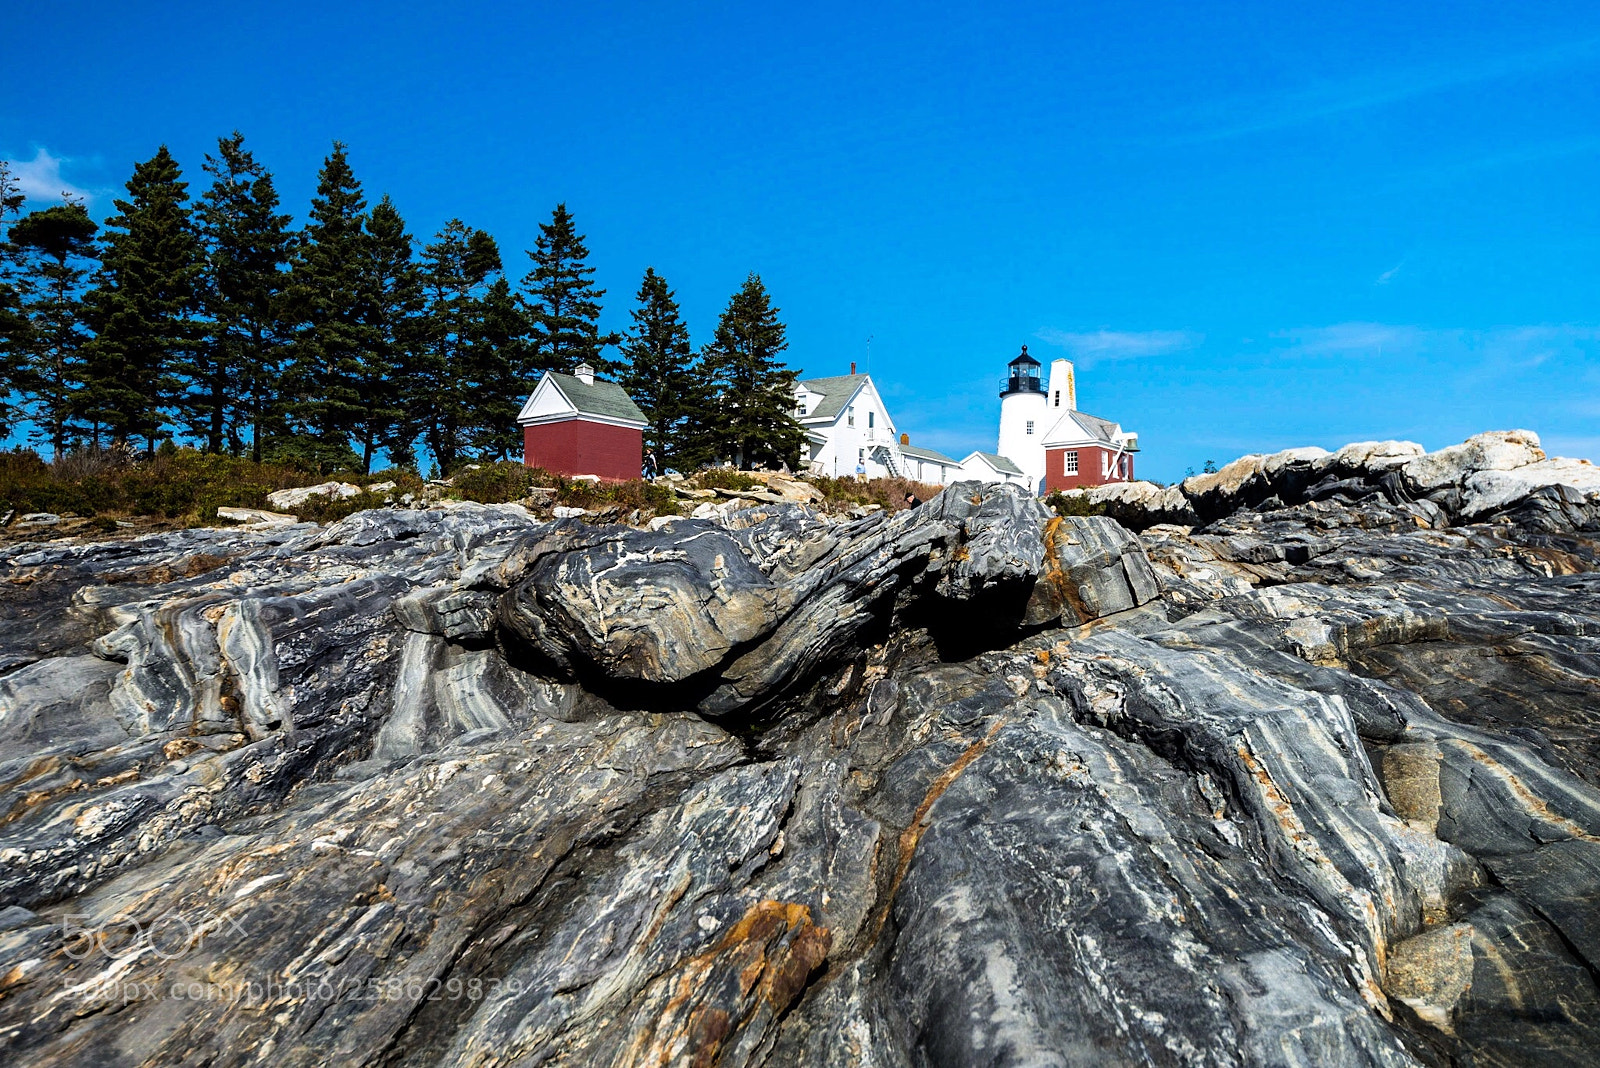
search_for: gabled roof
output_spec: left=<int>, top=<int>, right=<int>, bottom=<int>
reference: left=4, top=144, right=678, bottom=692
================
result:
left=1042, top=410, right=1124, bottom=447
left=519, top=371, right=647, bottom=427
left=901, top=444, right=960, bottom=465
left=794, top=374, right=868, bottom=422
left=963, top=451, right=1024, bottom=476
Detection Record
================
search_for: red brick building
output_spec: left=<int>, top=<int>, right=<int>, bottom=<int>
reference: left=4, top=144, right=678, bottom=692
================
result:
left=516, top=363, right=648, bottom=481
left=1042, top=409, right=1139, bottom=494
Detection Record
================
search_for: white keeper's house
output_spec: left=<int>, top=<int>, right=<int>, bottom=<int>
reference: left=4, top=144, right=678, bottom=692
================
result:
left=793, top=347, right=1137, bottom=494
left=794, top=368, right=931, bottom=480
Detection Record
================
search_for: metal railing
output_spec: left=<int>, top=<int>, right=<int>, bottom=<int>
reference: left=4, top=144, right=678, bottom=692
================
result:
left=999, top=375, right=1045, bottom=396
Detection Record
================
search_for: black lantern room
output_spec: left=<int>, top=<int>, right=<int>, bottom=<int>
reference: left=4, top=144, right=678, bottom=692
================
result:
left=999, top=344, right=1044, bottom=397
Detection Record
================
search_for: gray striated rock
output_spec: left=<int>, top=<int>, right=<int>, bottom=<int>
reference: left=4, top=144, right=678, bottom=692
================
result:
left=1069, top=430, right=1600, bottom=537
left=0, top=463, right=1596, bottom=1066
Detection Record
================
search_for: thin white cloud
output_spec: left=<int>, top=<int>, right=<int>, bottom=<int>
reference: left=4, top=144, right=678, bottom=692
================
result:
left=3, top=147, right=94, bottom=206
left=1173, top=36, right=1600, bottom=143
left=1035, top=328, right=1201, bottom=364
left=1270, top=322, right=1428, bottom=357
left=1375, top=261, right=1403, bottom=285
left=1270, top=323, right=1600, bottom=373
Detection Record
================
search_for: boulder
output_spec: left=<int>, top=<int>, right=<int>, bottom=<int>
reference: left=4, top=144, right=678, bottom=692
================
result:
left=1401, top=429, right=1546, bottom=495
left=266, top=480, right=363, bottom=509
left=1459, top=457, right=1600, bottom=519
left=216, top=506, right=299, bottom=526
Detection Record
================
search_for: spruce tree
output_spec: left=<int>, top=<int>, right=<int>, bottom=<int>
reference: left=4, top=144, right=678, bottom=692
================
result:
left=190, top=132, right=294, bottom=457
left=358, top=194, right=421, bottom=472
left=696, top=273, right=804, bottom=469
left=8, top=203, right=99, bottom=457
left=410, top=220, right=501, bottom=472
left=619, top=267, right=695, bottom=465
left=0, top=162, right=30, bottom=438
left=465, top=274, right=531, bottom=461
left=520, top=203, right=617, bottom=374
left=83, top=146, right=203, bottom=453
left=280, top=143, right=371, bottom=471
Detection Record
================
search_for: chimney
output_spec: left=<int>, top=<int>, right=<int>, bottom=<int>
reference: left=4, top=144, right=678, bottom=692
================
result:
left=850, top=361, right=857, bottom=376
left=573, top=362, right=595, bottom=386
left=900, top=433, right=909, bottom=446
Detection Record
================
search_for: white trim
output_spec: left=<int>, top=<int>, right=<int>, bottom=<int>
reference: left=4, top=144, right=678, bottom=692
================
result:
left=795, top=378, right=869, bottom=426
left=517, top=372, right=648, bottom=430
left=520, top=411, right=649, bottom=430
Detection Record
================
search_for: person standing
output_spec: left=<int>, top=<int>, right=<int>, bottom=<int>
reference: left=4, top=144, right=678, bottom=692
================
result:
left=643, top=449, right=659, bottom=480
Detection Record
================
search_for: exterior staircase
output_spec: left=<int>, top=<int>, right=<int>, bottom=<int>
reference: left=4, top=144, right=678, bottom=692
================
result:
left=871, top=443, right=903, bottom=479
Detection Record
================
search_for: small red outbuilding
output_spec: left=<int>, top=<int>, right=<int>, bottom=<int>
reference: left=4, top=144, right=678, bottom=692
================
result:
left=516, top=363, right=648, bottom=481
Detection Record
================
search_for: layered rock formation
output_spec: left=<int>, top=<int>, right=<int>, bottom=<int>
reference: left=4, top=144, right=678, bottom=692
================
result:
left=0, top=431, right=1597, bottom=1066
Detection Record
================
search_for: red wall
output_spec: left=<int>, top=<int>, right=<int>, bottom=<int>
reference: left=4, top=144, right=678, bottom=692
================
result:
left=523, top=419, right=642, bottom=481
left=1044, top=446, right=1134, bottom=493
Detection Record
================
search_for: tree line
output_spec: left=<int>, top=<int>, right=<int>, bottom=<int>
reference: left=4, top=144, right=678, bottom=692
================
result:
left=0, top=135, right=803, bottom=474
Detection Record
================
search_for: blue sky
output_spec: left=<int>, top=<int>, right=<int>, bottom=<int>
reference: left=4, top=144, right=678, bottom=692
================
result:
left=6, top=1, right=1598, bottom=480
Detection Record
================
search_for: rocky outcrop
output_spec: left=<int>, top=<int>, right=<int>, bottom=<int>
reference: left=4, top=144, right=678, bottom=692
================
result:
left=1073, top=430, right=1600, bottom=537
left=0, top=462, right=1597, bottom=1066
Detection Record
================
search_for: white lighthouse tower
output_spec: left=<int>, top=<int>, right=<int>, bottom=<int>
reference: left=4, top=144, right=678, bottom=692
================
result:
left=997, top=345, right=1048, bottom=492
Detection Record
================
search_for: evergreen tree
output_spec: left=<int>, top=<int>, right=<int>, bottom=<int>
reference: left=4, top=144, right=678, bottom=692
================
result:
left=695, top=273, right=803, bottom=469
left=618, top=267, right=695, bottom=465
left=0, top=162, right=30, bottom=438
left=520, top=203, right=617, bottom=374
left=8, top=202, right=99, bottom=457
left=358, top=194, right=421, bottom=472
left=279, top=143, right=372, bottom=471
left=410, top=220, right=501, bottom=472
left=83, top=146, right=203, bottom=453
left=190, top=132, right=294, bottom=458
left=465, top=275, right=532, bottom=461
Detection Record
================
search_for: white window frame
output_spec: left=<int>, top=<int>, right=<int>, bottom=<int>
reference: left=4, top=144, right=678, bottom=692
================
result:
left=1064, top=451, right=1079, bottom=474
left=847, top=406, right=855, bottom=427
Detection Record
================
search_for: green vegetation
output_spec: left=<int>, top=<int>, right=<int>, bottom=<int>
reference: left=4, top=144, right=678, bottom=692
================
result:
left=692, top=468, right=761, bottom=493
left=1043, top=489, right=1106, bottom=517
left=1, top=447, right=313, bottom=521
left=451, top=460, right=678, bottom=516
left=0, top=447, right=686, bottom=533
left=811, top=475, right=937, bottom=511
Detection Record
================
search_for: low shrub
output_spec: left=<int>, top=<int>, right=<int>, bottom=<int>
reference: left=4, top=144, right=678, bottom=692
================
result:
left=810, top=475, right=939, bottom=511
left=0, top=447, right=318, bottom=521
left=1043, top=490, right=1106, bottom=517
left=451, top=462, right=536, bottom=504
left=555, top=476, right=680, bottom=516
left=692, top=468, right=760, bottom=493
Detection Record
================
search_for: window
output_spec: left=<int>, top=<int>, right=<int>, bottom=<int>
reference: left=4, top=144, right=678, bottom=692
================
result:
left=1025, top=420, right=1034, bottom=435
left=868, top=411, right=874, bottom=428
left=1064, top=451, right=1079, bottom=474
left=858, top=448, right=865, bottom=463
left=1053, top=390, right=1060, bottom=408
left=847, top=407, right=855, bottom=427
